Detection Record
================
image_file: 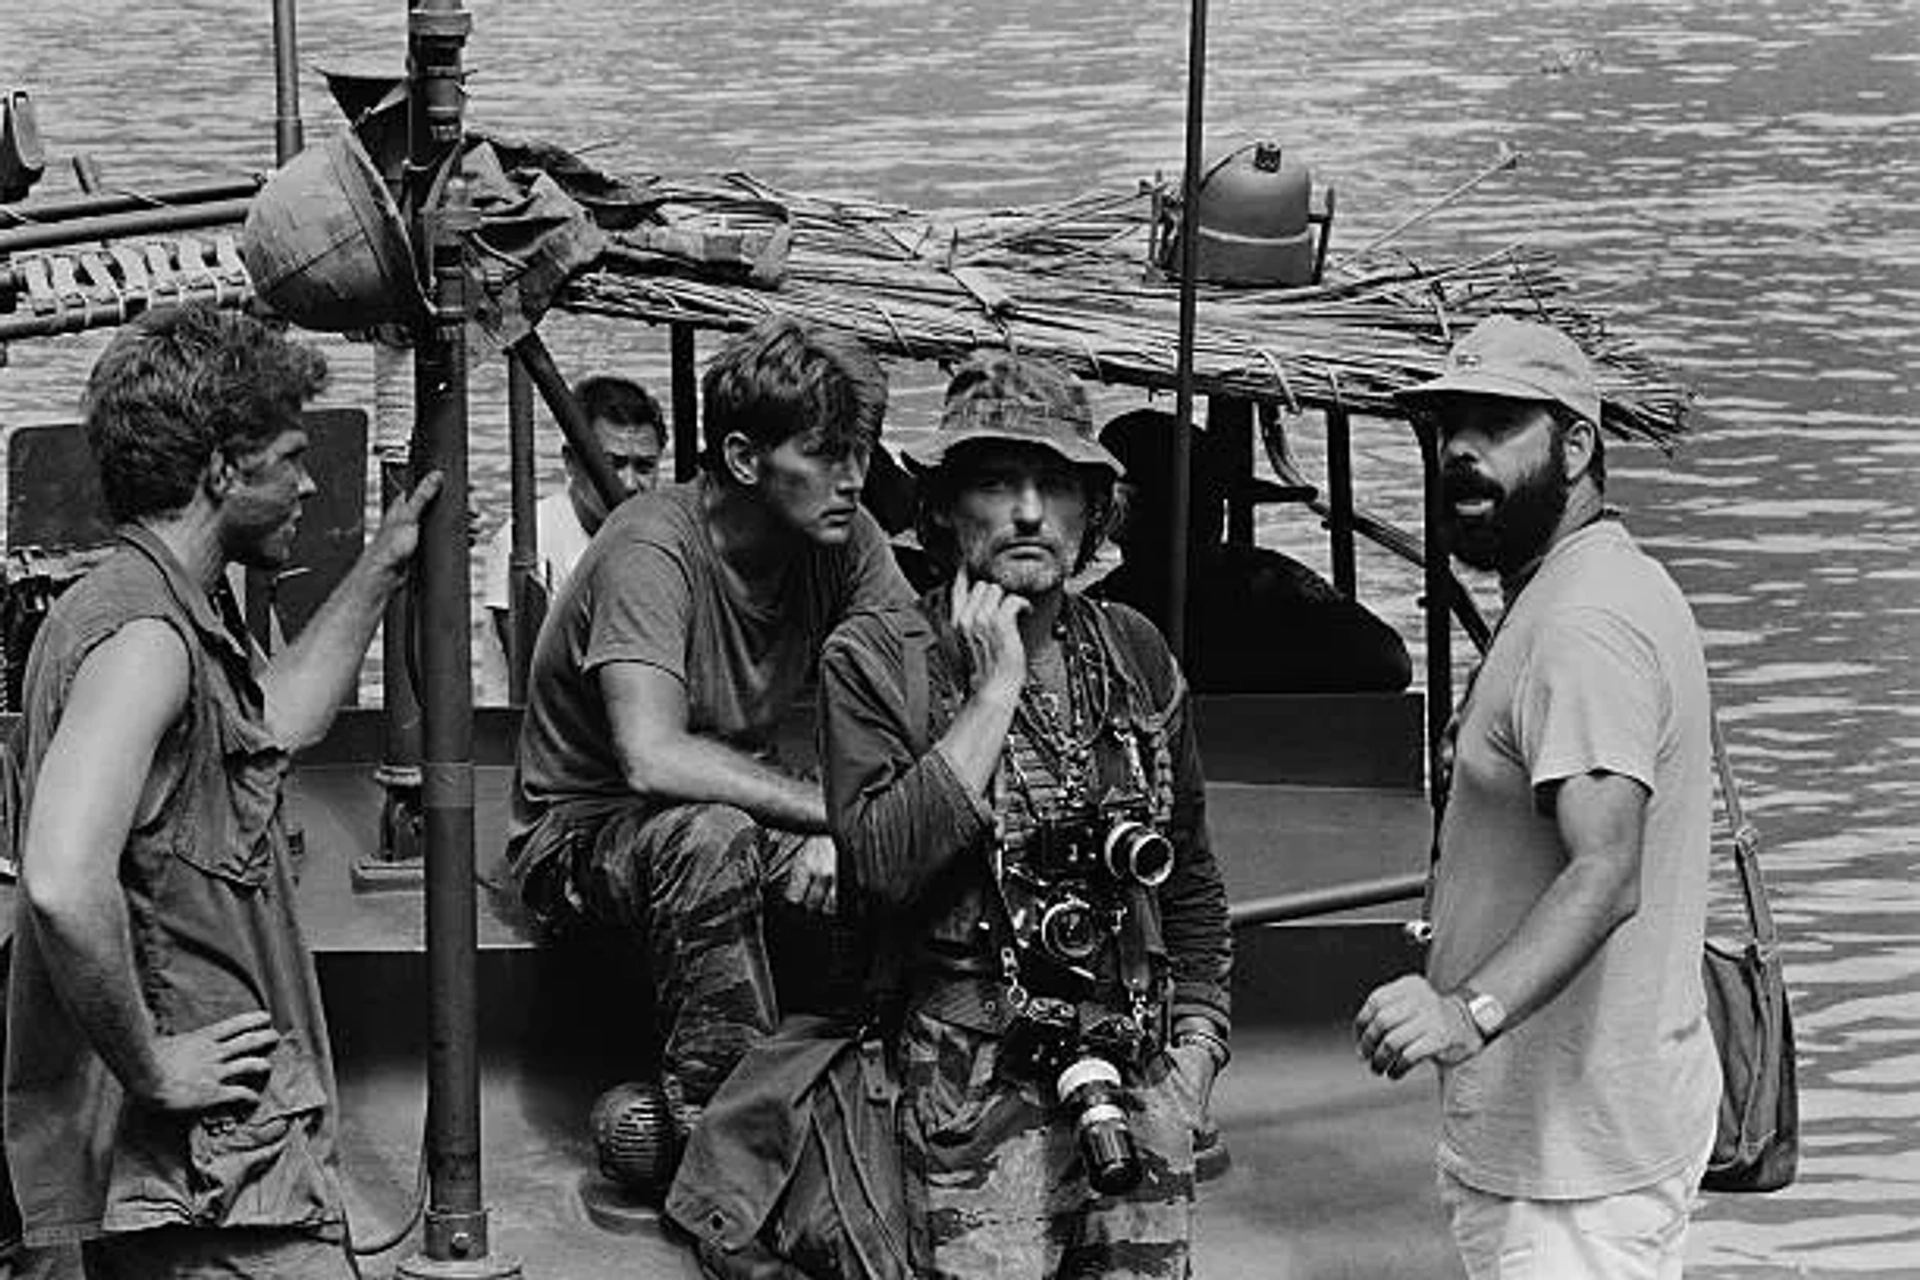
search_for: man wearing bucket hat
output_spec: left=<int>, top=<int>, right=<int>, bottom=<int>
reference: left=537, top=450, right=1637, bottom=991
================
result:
left=801, top=354, right=1231, bottom=1276
left=504, top=315, right=912, bottom=1147
left=5, top=303, right=440, bottom=1277
left=1354, top=316, right=1717, bottom=1280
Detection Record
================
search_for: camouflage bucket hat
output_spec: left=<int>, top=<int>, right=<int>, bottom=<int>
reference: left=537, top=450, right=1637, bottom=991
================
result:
left=905, top=353, right=1124, bottom=477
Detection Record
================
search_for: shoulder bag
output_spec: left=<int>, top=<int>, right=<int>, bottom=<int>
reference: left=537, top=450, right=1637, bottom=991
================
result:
left=1700, top=711, right=1799, bottom=1192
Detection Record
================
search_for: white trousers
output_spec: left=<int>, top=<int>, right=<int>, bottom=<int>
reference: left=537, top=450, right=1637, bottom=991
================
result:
left=1437, top=1147, right=1710, bottom=1280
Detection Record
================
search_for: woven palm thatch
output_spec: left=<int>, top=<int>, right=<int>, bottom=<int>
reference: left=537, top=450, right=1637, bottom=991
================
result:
left=554, top=172, right=1691, bottom=446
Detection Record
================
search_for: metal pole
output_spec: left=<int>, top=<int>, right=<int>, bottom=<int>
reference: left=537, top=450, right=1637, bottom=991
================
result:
left=670, top=323, right=700, bottom=481
left=257, top=0, right=304, bottom=648
left=0, top=199, right=256, bottom=255
left=0, top=177, right=263, bottom=229
left=360, top=343, right=427, bottom=885
left=1414, top=420, right=1453, bottom=813
left=1326, top=404, right=1356, bottom=597
left=510, top=330, right=627, bottom=512
left=397, top=1, right=515, bottom=1274
left=271, top=0, right=305, bottom=164
left=1167, top=0, right=1210, bottom=663
left=372, top=455, right=426, bottom=873
left=413, top=174, right=482, bottom=1262
left=1228, top=871, right=1427, bottom=929
left=1211, top=397, right=1254, bottom=547
left=505, top=353, right=539, bottom=704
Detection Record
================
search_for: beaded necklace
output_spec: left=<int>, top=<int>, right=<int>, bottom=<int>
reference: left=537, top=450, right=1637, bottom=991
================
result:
left=1003, top=599, right=1111, bottom=821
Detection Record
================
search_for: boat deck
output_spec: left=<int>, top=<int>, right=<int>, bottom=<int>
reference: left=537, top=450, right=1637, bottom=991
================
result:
left=291, top=696, right=1446, bottom=1276
left=334, top=1017, right=1460, bottom=1279
left=0, top=695, right=1445, bottom=1275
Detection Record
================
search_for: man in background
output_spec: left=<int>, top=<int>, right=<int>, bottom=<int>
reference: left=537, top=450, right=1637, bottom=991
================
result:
left=482, top=373, right=666, bottom=664
left=1091, top=407, right=1410, bottom=694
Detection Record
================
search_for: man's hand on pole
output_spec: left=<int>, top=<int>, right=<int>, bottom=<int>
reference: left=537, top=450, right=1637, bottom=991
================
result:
left=365, top=469, right=446, bottom=581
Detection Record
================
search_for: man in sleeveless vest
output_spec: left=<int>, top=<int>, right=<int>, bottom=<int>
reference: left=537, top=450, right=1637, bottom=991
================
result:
left=5, top=304, right=439, bottom=1278
left=1355, top=318, right=1718, bottom=1280
left=817, top=355, right=1231, bottom=1277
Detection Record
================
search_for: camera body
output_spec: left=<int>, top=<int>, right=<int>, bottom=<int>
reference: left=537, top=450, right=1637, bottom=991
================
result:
left=1001, top=995, right=1151, bottom=1196
left=1028, top=797, right=1173, bottom=890
left=1003, top=795, right=1173, bottom=998
left=993, top=795, right=1178, bottom=1198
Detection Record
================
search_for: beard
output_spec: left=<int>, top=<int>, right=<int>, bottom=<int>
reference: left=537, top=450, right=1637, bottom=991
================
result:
left=961, top=533, right=1075, bottom=598
left=221, top=498, right=301, bottom=571
left=1441, top=439, right=1569, bottom=574
left=976, top=548, right=1069, bottom=596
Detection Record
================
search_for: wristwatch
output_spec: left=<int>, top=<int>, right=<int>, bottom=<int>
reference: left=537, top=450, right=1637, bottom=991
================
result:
left=1455, top=985, right=1508, bottom=1043
left=1173, top=1024, right=1231, bottom=1071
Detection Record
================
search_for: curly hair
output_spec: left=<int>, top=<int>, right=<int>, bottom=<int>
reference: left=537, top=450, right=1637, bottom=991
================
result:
left=81, top=303, right=329, bottom=523
left=700, top=315, right=886, bottom=475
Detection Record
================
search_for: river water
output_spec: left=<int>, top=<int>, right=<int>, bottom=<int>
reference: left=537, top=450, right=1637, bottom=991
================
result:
left=1, top=1, right=1915, bottom=1274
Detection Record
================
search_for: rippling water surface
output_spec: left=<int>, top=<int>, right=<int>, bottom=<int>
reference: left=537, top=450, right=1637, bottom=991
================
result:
left=2, top=1, right=1915, bottom=1273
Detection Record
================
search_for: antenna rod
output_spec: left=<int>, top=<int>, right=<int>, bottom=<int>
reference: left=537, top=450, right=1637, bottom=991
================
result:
left=271, top=0, right=305, bottom=163
left=398, top=2, right=519, bottom=1276
left=1167, top=0, right=1210, bottom=663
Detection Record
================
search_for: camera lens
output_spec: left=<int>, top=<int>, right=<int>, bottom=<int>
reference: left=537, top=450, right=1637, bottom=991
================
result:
left=1039, top=895, right=1100, bottom=962
left=1056, top=1057, right=1141, bottom=1195
left=1103, top=819, right=1173, bottom=886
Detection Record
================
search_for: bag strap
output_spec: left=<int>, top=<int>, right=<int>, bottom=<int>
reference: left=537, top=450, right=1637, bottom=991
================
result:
left=1710, top=706, right=1778, bottom=957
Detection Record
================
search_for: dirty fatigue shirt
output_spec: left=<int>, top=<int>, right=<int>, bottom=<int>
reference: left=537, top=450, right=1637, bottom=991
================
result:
left=509, top=476, right=911, bottom=852
left=5, top=527, right=344, bottom=1246
left=817, top=590, right=1231, bottom=1276
left=1427, top=519, right=1719, bottom=1199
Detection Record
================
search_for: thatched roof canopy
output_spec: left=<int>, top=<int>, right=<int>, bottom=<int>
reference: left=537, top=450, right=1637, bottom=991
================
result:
left=553, top=173, right=1691, bottom=447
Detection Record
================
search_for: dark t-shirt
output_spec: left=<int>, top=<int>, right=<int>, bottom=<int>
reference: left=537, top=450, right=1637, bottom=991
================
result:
left=510, top=477, right=911, bottom=841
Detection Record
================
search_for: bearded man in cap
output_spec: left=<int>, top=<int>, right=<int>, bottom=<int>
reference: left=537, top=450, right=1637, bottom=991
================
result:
left=1354, top=317, right=1718, bottom=1280
left=813, top=353, right=1230, bottom=1277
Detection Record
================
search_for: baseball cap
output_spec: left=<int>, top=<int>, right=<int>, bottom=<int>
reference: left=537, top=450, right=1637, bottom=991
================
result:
left=1396, top=316, right=1602, bottom=427
left=905, top=353, right=1124, bottom=477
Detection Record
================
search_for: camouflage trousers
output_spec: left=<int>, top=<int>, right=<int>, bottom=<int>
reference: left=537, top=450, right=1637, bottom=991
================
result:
left=548, top=801, right=850, bottom=1119
left=900, top=1008, right=1200, bottom=1280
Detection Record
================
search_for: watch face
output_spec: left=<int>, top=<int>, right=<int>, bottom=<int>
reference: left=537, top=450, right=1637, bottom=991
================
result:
left=1467, top=992, right=1507, bottom=1036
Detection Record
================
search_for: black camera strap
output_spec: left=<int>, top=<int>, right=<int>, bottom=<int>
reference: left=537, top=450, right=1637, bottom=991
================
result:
left=1117, top=883, right=1166, bottom=1045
